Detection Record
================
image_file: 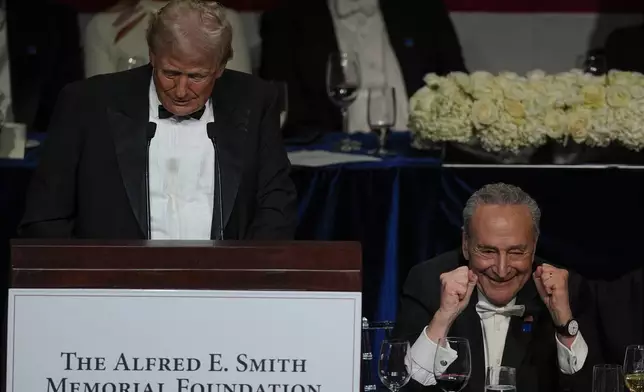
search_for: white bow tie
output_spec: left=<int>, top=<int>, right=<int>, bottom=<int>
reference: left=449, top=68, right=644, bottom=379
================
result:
left=334, top=0, right=378, bottom=18
left=476, top=302, right=525, bottom=320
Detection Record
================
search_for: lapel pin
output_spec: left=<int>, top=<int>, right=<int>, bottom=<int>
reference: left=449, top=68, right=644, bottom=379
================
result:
left=521, top=315, right=533, bottom=333
left=404, top=38, right=414, bottom=48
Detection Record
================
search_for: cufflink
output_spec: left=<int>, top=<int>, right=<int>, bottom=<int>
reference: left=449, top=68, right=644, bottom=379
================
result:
left=440, top=360, right=448, bottom=366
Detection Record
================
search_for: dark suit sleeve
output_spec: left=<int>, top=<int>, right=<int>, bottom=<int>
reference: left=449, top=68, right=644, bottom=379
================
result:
left=558, top=271, right=603, bottom=392
left=429, top=0, right=467, bottom=74
left=18, top=83, right=85, bottom=238
left=248, top=84, right=298, bottom=240
left=393, top=263, right=441, bottom=392
left=394, top=263, right=437, bottom=342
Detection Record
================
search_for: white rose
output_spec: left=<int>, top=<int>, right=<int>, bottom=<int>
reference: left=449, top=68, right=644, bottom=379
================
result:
left=471, top=99, right=499, bottom=128
left=606, top=85, right=631, bottom=108
left=544, top=110, right=565, bottom=138
left=566, top=109, right=591, bottom=143
left=581, top=85, right=606, bottom=108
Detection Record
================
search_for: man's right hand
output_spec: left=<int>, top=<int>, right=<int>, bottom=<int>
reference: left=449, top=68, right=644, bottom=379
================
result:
left=425, top=266, right=478, bottom=342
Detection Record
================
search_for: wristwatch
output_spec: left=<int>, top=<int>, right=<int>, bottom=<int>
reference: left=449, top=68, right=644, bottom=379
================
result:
left=556, top=319, right=579, bottom=337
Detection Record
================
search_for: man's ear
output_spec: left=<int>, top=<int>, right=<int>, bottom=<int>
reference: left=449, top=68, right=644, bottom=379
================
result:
left=461, top=229, right=469, bottom=260
left=149, top=51, right=156, bottom=68
left=214, top=67, right=225, bottom=79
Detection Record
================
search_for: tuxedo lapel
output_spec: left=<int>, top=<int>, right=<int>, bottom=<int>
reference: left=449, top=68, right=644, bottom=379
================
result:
left=501, top=278, right=541, bottom=372
left=209, top=79, right=249, bottom=238
left=459, top=291, right=486, bottom=392
left=107, top=66, right=153, bottom=237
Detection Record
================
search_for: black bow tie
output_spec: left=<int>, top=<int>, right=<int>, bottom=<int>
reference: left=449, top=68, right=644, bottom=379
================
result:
left=158, top=105, right=205, bottom=120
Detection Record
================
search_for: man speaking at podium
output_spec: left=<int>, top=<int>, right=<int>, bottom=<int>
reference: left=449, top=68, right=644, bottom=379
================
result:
left=19, top=0, right=297, bottom=241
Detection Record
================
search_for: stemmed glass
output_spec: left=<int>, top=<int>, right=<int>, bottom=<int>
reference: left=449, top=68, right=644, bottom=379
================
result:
left=378, top=339, right=411, bottom=392
left=593, top=364, right=625, bottom=392
left=368, top=86, right=396, bottom=155
left=485, top=366, right=517, bottom=392
left=624, top=345, right=644, bottom=392
left=326, top=51, right=361, bottom=133
left=434, top=337, right=471, bottom=392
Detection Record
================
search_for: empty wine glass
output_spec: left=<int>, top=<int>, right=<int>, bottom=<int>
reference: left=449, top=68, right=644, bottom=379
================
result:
left=378, top=339, right=411, bottom=392
left=624, top=346, right=644, bottom=392
left=485, top=366, right=516, bottom=392
left=434, top=337, right=471, bottom=392
left=326, top=51, right=361, bottom=133
left=593, top=364, right=625, bottom=392
left=368, top=86, right=396, bottom=155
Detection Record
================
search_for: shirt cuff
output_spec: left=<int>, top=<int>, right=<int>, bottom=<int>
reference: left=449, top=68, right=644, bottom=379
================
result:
left=407, top=326, right=458, bottom=386
left=555, top=330, right=588, bottom=374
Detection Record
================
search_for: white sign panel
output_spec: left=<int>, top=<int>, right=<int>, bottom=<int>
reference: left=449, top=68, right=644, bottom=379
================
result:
left=6, top=289, right=362, bottom=392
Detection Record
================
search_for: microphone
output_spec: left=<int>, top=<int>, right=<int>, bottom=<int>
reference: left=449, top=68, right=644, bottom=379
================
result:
left=207, top=123, right=225, bottom=240
left=145, top=122, right=157, bottom=240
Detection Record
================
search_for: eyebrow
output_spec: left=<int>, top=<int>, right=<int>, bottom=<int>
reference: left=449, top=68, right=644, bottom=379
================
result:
left=476, top=244, right=528, bottom=252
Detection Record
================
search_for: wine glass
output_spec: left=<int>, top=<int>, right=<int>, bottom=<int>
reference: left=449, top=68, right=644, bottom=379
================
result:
left=368, top=86, right=396, bottom=155
left=485, top=366, right=516, bottom=392
left=624, top=345, right=644, bottom=392
left=593, top=364, right=625, bottom=392
left=326, top=51, right=361, bottom=133
left=378, top=339, right=411, bottom=392
left=434, top=337, right=471, bottom=392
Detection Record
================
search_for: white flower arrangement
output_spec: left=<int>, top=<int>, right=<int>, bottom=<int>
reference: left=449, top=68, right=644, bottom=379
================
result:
left=408, top=69, right=644, bottom=153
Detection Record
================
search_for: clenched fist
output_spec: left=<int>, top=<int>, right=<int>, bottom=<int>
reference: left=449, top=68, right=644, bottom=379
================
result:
left=533, top=263, right=572, bottom=326
left=426, top=266, right=478, bottom=342
left=438, top=266, right=478, bottom=320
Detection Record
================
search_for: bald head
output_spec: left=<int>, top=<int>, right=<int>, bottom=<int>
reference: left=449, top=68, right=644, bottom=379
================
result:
left=146, top=0, right=233, bottom=67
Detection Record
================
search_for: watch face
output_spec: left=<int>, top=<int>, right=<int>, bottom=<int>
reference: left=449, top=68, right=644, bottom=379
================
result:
left=568, top=320, right=579, bottom=335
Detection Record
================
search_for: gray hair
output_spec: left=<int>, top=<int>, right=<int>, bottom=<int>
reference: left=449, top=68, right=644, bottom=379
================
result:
left=146, top=0, right=233, bottom=66
left=462, top=183, right=541, bottom=238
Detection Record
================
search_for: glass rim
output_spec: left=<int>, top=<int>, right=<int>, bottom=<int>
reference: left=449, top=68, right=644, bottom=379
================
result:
left=626, top=345, right=644, bottom=350
left=440, top=336, right=470, bottom=343
left=594, top=364, right=623, bottom=369
left=486, top=365, right=516, bottom=373
left=381, top=338, right=410, bottom=345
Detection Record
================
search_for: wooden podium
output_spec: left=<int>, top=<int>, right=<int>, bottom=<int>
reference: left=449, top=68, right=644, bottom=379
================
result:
left=6, top=240, right=363, bottom=392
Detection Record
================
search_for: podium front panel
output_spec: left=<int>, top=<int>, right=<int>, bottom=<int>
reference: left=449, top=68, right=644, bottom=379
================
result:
left=6, top=289, right=361, bottom=392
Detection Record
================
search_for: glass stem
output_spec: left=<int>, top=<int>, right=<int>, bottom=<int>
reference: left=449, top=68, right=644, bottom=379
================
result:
left=341, top=108, right=349, bottom=133
left=378, top=128, right=387, bottom=153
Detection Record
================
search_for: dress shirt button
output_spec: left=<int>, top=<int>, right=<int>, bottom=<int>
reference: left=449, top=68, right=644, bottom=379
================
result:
left=440, top=360, right=447, bottom=366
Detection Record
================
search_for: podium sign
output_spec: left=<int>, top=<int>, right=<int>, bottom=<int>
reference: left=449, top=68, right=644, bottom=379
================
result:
left=6, top=289, right=361, bottom=392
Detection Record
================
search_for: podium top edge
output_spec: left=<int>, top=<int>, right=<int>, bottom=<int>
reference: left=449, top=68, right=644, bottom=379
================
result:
left=10, top=239, right=361, bottom=249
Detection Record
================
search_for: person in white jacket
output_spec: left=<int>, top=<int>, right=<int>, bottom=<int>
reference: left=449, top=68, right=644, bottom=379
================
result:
left=83, top=0, right=251, bottom=78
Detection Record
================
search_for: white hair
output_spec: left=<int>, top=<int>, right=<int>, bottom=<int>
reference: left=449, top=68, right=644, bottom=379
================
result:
left=146, top=0, right=233, bottom=66
left=463, top=182, right=541, bottom=237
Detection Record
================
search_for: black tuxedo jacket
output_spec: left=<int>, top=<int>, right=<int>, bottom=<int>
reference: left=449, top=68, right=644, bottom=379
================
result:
left=259, top=0, right=467, bottom=137
left=19, top=65, right=298, bottom=240
left=393, top=250, right=601, bottom=392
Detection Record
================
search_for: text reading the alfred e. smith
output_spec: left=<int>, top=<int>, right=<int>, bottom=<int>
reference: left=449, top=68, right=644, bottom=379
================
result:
left=43, top=352, right=321, bottom=392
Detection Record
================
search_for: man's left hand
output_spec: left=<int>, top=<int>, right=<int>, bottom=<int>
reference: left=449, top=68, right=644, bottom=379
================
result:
left=533, top=263, right=573, bottom=326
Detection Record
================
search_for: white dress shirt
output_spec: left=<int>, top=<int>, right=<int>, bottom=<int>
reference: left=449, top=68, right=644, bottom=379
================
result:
left=328, top=0, right=409, bottom=133
left=408, top=290, right=589, bottom=386
left=148, top=79, right=215, bottom=240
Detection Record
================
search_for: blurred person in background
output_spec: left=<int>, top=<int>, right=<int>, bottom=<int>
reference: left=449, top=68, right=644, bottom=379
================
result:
left=604, top=22, right=644, bottom=74
left=84, top=0, right=252, bottom=77
left=259, top=0, right=466, bottom=138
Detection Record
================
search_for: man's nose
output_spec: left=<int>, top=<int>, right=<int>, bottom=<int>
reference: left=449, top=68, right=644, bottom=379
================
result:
left=175, top=76, right=189, bottom=98
left=496, top=254, right=509, bottom=278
